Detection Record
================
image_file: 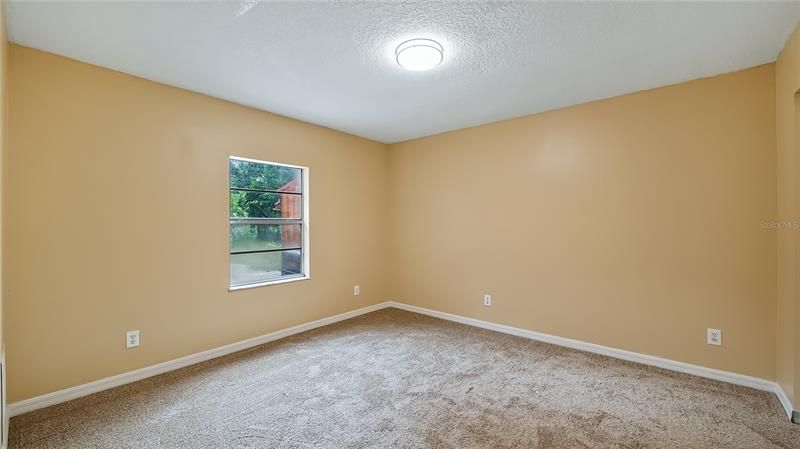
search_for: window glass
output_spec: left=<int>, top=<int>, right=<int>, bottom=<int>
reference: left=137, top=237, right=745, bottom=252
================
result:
left=229, top=157, right=306, bottom=288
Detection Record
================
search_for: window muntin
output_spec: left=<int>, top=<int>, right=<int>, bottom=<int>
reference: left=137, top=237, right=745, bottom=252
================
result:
left=229, top=157, right=307, bottom=289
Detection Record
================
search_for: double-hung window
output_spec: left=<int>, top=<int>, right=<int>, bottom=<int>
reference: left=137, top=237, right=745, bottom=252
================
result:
left=229, top=156, right=308, bottom=289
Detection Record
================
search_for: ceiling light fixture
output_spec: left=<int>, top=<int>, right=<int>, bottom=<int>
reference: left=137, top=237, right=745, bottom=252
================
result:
left=395, top=38, right=444, bottom=71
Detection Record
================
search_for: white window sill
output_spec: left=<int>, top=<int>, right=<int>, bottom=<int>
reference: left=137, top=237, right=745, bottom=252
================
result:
left=229, top=275, right=310, bottom=292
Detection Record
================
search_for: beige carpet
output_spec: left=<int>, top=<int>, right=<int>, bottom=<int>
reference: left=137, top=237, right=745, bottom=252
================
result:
left=9, top=308, right=800, bottom=449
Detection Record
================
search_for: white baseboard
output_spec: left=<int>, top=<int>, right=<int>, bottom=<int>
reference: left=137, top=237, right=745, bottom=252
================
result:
left=386, top=301, right=795, bottom=420
left=8, top=302, right=391, bottom=418
left=8, top=300, right=796, bottom=422
left=1, top=348, right=6, bottom=449
left=774, top=382, right=795, bottom=420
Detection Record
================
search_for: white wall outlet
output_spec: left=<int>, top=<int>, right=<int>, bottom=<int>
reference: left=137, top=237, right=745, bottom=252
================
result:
left=707, top=328, right=722, bottom=346
left=126, top=330, right=140, bottom=349
left=353, top=285, right=360, bottom=296
left=483, top=294, right=492, bottom=306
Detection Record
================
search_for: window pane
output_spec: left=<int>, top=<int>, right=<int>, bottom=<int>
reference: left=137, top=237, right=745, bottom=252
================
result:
left=230, top=159, right=301, bottom=192
left=230, top=191, right=302, bottom=219
left=230, top=249, right=303, bottom=286
left=231, top=224, right=302, bottom=252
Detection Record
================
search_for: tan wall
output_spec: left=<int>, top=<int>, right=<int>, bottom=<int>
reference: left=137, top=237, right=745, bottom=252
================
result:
left=776, top=25, right=800, bottom=409
left=0, top=1, right=7, bottom=354
left=0, top=0, right=8, bottom=441
left=389, top=65, right=777, bottom=380
left=5, top=45, right=390, bottom=403
left=3, top=45, right=783, bottom=403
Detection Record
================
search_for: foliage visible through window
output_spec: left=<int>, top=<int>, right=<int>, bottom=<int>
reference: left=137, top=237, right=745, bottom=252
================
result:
left=230, top=157, right=306, bottom=288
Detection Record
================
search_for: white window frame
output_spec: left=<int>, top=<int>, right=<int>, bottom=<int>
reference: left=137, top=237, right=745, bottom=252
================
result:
left=228, top=155, right=310, bottom=291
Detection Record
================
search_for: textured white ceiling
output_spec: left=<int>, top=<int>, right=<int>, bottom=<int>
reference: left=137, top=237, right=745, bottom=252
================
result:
left=5, top=1, right=800, bottom=143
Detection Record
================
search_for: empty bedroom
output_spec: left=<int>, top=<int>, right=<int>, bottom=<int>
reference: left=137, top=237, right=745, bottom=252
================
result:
left=0, top=0, right=799, bottom=448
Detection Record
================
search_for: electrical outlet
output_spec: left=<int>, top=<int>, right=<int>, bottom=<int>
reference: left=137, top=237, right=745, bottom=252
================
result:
left=707, top=328, right=722, bottom=346
left=483, top=294, right=492, bottom=306
left=126, top=330, right=140, bottom=349
left=353, top=285, right=360, bottom=296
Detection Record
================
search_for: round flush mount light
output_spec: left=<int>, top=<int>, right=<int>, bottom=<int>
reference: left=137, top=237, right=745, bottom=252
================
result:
left=395, top=38, right=444, bottom=71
